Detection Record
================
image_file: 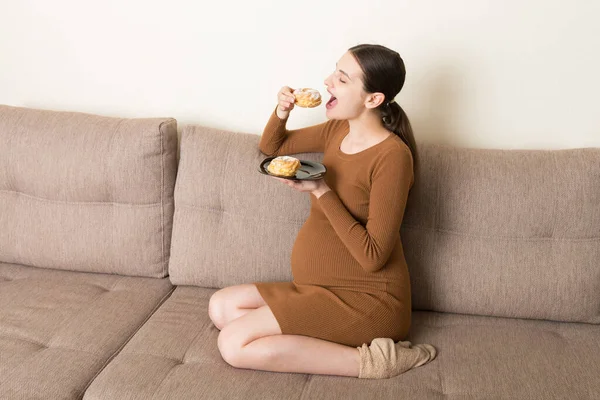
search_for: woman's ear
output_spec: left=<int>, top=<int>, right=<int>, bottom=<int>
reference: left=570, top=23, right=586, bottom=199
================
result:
left=364, top=92, right=385, bottom=109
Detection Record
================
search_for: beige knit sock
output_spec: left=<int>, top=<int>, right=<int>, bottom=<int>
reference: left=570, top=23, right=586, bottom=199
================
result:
left=357, top=338, right=437, bottom=379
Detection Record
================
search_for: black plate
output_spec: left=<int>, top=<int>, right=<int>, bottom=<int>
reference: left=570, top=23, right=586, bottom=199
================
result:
left=258, top=157, right=327, bottom=180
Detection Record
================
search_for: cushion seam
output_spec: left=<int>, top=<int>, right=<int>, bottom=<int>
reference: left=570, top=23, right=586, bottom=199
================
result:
left=78, top=285, right=176, bottom=399
left=175, top=203, right=305, bottom=226
left=159, top=120, right=166, bottom=276
left=0, top=335, right=105, bottom=357
left=0, top=334, right=46, bottom=350
left=148, top=362, right=181, bottom=400
left=46, top=280, right=122, bottom=349
left=400, top=224, right=600, bottom=241
left=297, top=374, right=313, bottom=400
left=0, top=189, right=162, bottom=207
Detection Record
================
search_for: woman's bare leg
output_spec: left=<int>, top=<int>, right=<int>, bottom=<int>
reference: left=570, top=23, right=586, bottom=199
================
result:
left=212, top=287, right=436, bottom=378
left=217, top=304, right=361, bottom=377
left=208, top=284, right=266, bottom=330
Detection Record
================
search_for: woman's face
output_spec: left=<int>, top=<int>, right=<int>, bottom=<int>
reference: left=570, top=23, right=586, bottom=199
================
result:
left=323, top=51, right=367, bottom=120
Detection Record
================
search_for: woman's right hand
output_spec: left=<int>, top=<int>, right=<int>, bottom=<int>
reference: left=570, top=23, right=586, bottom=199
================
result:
left=276, top=86, right=296, bottom=119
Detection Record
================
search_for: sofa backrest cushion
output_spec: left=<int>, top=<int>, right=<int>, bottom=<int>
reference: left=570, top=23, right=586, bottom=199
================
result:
left=0, top=105, right=177, bottom=277
left=168, top=125, right=315, bottom=288
left=401, top=144, right=600, bottom=324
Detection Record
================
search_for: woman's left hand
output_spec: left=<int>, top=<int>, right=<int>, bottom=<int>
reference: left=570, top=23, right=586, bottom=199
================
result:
left=274, top=177, right=331, bottom=198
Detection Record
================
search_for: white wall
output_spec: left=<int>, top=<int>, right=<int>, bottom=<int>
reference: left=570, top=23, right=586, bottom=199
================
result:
left=1, top=0, right=599, bottom=149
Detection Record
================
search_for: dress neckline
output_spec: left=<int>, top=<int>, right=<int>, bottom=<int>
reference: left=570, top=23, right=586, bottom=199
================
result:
left=336, top=129, right=395, bottom=160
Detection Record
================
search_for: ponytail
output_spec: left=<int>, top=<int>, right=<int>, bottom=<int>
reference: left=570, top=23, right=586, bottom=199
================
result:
left=348, top=43, right=419, bottom=182
left=380, top=101, right=419, bottom=180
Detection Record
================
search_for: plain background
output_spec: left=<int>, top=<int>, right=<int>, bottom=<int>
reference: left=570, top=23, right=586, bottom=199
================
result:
left=1, top=0, right=598, bottom=149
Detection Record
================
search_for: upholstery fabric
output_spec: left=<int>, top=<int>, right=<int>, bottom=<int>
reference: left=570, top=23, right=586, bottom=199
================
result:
left=0, top=104, right=178, bottom=277
left=0, top=262, right=173, bottom=399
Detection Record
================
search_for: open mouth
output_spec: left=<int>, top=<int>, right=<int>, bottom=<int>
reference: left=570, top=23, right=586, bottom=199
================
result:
left=326, top=96, right=338, bottom=109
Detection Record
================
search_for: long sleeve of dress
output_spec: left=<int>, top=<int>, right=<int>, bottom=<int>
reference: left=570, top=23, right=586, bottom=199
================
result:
left=316, top=146, right=414, bottom=273
left=259, top=107, right=341, bottom=156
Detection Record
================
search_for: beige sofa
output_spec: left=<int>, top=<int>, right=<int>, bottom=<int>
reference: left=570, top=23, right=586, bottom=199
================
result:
left=1, top=104, right=599, bottom=400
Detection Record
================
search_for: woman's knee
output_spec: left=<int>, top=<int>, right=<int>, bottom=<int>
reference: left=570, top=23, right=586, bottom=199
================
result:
left=208, top=290, right=227, bottom=330
left=216, top=316, right=278, bottom=369
left=217, top=324, right=246, bottom=367
left=208, top=284, right=267, bottom=330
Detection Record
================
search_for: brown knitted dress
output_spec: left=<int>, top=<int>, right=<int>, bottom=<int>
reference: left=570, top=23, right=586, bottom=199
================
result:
left=254, top=108, right=415, bottom=347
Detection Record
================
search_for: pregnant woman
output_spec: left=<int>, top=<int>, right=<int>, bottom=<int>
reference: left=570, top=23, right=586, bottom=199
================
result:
left=209, top=44, right=436, bottom=379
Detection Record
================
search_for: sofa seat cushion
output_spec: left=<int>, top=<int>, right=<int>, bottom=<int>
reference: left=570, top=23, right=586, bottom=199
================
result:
left=0, top=262, right=173, bottom=400
left=84, top=286, right=600, bottom=400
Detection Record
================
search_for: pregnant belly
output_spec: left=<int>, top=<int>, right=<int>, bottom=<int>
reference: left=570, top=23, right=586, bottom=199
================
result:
left=290, top=218, right=387, bottom=291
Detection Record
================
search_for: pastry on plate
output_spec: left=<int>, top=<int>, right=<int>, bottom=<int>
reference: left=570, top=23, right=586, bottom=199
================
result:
left=267, top=156, right=301, bottom=177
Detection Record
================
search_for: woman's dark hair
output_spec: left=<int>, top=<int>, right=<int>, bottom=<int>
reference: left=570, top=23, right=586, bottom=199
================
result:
left=348, top=43, right=419, bottom=179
